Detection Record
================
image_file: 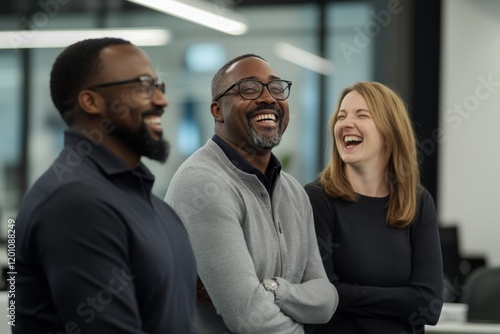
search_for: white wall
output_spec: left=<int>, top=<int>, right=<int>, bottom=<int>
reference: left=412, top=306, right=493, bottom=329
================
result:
left=439, top=0, right=500, bottom=266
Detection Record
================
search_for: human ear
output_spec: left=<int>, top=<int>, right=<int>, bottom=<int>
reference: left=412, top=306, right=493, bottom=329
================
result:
left=210, top=102, right=224, bottom=123
left=78, top=90, right=104, bottom=116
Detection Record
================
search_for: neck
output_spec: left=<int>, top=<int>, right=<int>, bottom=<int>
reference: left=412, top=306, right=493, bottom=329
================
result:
left=346, top=164, right=389, bottom=198
left=237, top=146, right=271, bottom=175
left=226, top=139, right=271, bottom=174
left=75, top=126, right=140, bottom=169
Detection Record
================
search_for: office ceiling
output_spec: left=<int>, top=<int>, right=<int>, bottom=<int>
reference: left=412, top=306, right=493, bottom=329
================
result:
left=0, top=0, right=331, bottom=15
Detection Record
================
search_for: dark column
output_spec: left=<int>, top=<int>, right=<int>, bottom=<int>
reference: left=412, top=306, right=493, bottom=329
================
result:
left=19, top=48, right=31, bottom=200
left=317, top=0, right=328, bottom=171
left=410, top=0, right=442, bottom=207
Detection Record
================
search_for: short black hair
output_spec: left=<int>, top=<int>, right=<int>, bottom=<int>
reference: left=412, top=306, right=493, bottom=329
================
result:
left=50, top=37, right=132, bottom=125
left=211, top=53, right=266, bottom=100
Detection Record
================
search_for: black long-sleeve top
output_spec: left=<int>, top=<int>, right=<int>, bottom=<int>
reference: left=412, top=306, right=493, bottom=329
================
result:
left=13, top=131, right=197, bottom=334
left=305, top=181, right=443, bottom=334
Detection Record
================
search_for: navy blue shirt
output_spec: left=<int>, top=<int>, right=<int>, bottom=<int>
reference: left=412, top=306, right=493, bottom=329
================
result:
left=14, top=131, right=197, bottom=334
left=212, top=134, right=281, bottom=194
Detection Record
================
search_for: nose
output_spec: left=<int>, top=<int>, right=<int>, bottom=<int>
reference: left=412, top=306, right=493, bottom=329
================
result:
left=255, top=85, right=276, bottom=104
left=152, top=88, right=168, bottom=108
left=340, top=113, right=355, bottom=128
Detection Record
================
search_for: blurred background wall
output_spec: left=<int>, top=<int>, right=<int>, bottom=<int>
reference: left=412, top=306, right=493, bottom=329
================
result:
left=439, top=0, right=500, bottom=268
left=0, top=0, right=498, bottom=286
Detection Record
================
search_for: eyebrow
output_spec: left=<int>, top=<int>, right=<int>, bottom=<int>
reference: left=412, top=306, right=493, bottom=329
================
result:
left=338, top=108, right=371, bottom=113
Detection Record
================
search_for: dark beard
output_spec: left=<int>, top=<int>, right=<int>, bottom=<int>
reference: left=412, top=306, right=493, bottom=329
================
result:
left=113, top=121, right=170, bottom=163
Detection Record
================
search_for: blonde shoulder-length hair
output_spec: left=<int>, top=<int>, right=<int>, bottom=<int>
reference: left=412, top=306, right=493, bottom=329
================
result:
left=319, top=81, right=420, bottom=228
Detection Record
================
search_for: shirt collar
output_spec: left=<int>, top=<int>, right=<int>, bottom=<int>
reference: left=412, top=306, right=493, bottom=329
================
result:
left=63, top=130, right=155, bottom=183
left=212, top=134, right=281, bottom=193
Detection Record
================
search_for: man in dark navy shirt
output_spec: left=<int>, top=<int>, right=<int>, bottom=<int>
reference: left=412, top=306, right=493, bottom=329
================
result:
left=13, top=38, right=197, bottom=333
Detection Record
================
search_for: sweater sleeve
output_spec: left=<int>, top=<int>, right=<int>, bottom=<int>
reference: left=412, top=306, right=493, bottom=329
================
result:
left=166, top=167, right=304, bottom=334
left=274, top=186, right=338, bottom=324
left=305, top=184, right=444, bottom=326
left=31, top=183, right=148, bottom=333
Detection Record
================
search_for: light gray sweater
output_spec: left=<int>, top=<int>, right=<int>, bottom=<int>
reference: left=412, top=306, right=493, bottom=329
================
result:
left=165, top=139, right=338, bottom=334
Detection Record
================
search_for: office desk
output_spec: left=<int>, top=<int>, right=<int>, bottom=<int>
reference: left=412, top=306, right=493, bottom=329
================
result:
left=426, top=303, right=500, bottom=334
left=427, top=322, right=500, bottom=333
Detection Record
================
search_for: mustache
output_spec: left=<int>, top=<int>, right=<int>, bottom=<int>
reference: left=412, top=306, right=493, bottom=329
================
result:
left=142, top=108, right=164, bottom=117
left=247, top=104, right=283, bottom=119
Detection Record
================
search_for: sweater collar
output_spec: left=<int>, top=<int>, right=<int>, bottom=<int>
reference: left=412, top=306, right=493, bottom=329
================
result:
left=211, top=134, right=281, bottom=193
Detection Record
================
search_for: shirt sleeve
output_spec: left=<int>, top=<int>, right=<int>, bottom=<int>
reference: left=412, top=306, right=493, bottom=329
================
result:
left=166, top=168, right=304, bottom=334
left=305, top=184, right=444, bottom=326
left=32, top=183, right=149, bottom=334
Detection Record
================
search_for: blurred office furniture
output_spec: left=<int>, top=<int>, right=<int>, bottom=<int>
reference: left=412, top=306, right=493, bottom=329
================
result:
left=439, top=225, right=463, bottom=299
left=427, top=321, right=500, bottom=333
left=426, top=302, right=500, bottom=333
left=461, top=267, right=500, bottom=323
left=439, top=225, right=487, bottom=302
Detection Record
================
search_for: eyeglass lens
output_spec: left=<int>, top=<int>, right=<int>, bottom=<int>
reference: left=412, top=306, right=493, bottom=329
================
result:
left=239, top=80, right=290, bottom=100
left=138, top=78, right=165, bottom=97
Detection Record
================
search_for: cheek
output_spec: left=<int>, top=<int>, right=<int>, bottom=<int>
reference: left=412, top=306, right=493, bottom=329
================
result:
left=275, top=103, right=289, bottom=130
left=333, top=123, right=342, bottom=139
left=373, top=128, right=386, bottom=146
left=279, top=102, right=289, bottom=118
left=282, top=113, right=290, bottom=129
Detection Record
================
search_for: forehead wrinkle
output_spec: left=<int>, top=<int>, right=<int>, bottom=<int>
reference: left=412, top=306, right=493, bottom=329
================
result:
left=237, top=74, right=281, bottom=82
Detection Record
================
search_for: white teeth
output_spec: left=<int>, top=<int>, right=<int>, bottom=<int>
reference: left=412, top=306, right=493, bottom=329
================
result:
left=344, top=136, right=362, bottom=143
left=252, top=114, right=277, bottom=122
left=145, top=116, right=161, bottom=125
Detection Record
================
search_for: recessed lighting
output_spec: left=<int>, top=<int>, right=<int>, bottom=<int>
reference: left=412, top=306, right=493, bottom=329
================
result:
left=0, top=28, right=170, bottom=49
left=127, top=0, right=247, bottom=35
left=275, top=42, right=334, bottom=75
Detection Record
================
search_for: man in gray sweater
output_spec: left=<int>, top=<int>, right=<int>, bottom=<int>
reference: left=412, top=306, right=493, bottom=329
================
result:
left=165, top=54, right=338, bottom=333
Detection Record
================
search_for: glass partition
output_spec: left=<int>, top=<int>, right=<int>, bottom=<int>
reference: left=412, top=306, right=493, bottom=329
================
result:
left=0, top=1, right=374, bottom=238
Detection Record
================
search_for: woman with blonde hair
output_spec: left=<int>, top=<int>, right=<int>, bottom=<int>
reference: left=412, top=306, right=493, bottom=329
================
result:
left=305, top=82, right=443, bottom=333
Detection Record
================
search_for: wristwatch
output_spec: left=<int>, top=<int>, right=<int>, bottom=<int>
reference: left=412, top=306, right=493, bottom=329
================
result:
left=263, top=278, right=279, bottom=299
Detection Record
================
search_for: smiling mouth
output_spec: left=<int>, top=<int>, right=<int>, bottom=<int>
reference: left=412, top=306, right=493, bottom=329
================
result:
left=344, top=135, right=362, bottom=147
left=144, top=115, right=163, bottom=136
left=251, top=113, right=277, bottom=123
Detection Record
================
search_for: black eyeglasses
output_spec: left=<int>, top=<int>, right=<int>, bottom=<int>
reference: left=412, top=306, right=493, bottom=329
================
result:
left=87, top=75, right=165, bottom=99
left=214, top=79, right=292, bottom=101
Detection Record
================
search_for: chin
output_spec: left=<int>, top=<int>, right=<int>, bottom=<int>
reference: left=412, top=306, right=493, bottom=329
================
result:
left=148, top=130, right=163, bottom=142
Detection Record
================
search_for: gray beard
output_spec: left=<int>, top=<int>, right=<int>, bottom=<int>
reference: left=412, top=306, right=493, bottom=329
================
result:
left=248, top=124, right=282, bottom=150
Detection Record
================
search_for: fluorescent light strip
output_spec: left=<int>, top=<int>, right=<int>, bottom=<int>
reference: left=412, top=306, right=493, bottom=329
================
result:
left=275, top=42, right=334, bottom=76
left=0, top=28, right=170, bottom=49
left=127, top=0, right=247, bottom=35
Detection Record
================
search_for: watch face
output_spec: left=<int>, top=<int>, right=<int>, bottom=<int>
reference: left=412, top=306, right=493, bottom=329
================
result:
left=264, top=279, right=278, bottom=292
